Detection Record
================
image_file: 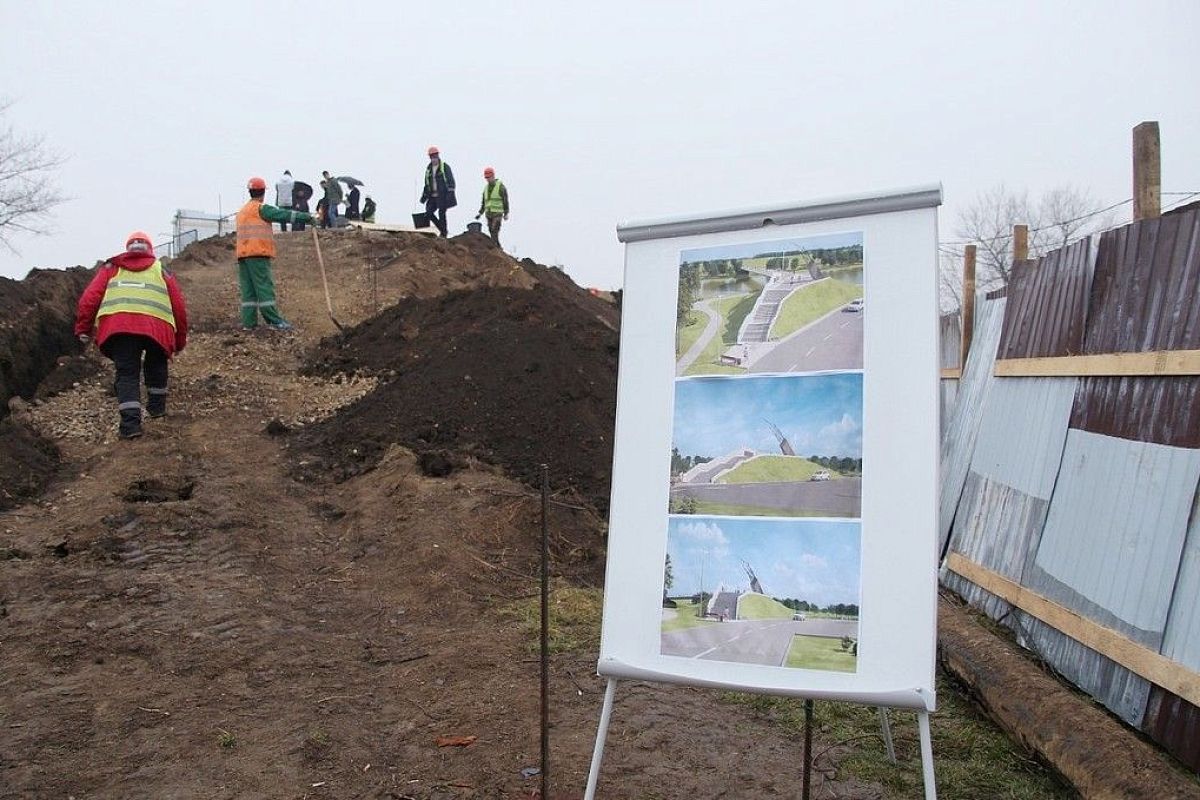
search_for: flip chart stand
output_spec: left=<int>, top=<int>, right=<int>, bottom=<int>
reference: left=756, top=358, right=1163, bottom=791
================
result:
left=583, top=679, right=936, bottom=799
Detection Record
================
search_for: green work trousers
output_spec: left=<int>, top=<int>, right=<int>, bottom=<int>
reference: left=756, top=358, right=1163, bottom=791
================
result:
left=237, top=257, right=287, bottom=327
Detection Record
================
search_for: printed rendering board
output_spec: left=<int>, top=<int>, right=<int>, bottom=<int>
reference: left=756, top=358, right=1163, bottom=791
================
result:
left=600, top=186, right=941, bottom=710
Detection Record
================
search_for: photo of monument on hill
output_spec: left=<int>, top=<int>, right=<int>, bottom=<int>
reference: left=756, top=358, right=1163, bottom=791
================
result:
left=660, top=516, right=861, bottom=672
left=669, top=373, right=863, bottom=518
left=675, top=232, right=864, bottom=377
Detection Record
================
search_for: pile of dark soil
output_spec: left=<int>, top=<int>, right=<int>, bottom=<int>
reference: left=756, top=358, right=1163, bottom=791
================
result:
left=0, top=417, right=59, bottom=510
left=0, top=267, right=95, bottom=507
left=297, top=262, right=620, bottom=512
left=0, top=268, right=94, bottom=411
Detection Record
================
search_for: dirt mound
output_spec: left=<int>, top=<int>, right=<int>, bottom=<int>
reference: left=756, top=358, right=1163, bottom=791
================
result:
left=297, top=268, right=620, bottom=512
left=0, top=416, right=59, bottom=510
left=0, top=267, right=94, bottom=411
left=0, top=267, right=97, bottom=506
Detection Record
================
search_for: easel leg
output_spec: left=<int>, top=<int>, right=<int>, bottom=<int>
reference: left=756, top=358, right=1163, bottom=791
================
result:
left=918, top=711, right=937, bottom=800
left=877, top=706, right=896, bottom=763
left=584, top=678, right=618, bottom=800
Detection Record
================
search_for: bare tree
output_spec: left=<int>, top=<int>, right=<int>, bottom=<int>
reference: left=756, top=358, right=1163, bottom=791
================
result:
left=942, top=183, right=1117, bottom=312
left=953, top=184, right=1033, bottom=289
left=938, top=247, right=964, bottom=314
left=1036, top=185, right=1117, bottom=252
left=0, top=100, right=65, bottom=251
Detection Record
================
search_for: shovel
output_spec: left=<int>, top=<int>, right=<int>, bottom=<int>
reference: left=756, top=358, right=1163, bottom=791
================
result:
left=311, top=227, right=345, bottom=332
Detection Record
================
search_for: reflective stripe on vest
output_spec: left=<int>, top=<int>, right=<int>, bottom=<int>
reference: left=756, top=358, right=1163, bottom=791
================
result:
left=236, top=200, right=275, bottom=258
left=482, top=180, right=505, bottom=214
left=97, top=260, right=176, bottom=328
left=425, top=161, right=449, bottom=193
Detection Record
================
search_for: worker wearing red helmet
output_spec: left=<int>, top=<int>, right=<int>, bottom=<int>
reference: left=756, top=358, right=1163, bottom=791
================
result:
left=74, top=231, right=189, bottom=439
left=475, top=166, right=510, bottom=248
left=419, top=146, right=456, bottom=237
left=236, top=176, right=316, bottom=331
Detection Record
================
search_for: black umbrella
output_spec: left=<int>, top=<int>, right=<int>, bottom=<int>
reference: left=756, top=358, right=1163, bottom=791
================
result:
left=338, top=176, right=364, bottom=187
left=293, top=181, right=314, bottom=202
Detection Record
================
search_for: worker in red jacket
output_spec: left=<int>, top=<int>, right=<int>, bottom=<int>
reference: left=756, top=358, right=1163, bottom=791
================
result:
left=74, top=231, right=189, bottom=440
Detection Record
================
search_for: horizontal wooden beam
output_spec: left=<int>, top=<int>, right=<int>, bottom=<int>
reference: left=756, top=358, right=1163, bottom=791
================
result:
left=946, top=553, right=1200, bottom=707
left=940, top=367, right=961, bottom=380
left=995, top=350, right=1200, bottom=377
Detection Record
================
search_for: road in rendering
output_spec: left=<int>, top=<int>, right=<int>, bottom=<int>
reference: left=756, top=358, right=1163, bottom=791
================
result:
left=752, top=309, right=863, bottom=373
left=661, top=616, right=859, bottom=666
left=671, top=477, right=862, bottom=517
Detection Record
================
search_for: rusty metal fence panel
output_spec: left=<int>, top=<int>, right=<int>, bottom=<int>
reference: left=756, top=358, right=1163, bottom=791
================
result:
left=997, top=242, right=1092, bottom=359
left=941, top=209, right=1200, bottom=769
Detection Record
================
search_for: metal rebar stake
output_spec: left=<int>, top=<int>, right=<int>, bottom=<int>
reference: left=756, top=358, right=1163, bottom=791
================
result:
left=803, top=698, right=814, bottom=800
left=540, top=464, right=550, bottom=799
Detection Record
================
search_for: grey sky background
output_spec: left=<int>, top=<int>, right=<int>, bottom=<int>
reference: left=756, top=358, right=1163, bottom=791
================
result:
left=1, top=2, right=1197, bottom=288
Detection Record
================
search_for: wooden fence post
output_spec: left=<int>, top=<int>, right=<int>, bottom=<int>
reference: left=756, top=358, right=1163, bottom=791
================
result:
left=961, top=245, right=977, bottom=368
left=1012, top=224, right=1029, bottom=262
left=1133, top=121, right=1161, bottom=221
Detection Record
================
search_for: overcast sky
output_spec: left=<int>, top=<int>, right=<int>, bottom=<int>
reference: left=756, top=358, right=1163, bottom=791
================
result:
left=1, top=2, right=1197, bottom=288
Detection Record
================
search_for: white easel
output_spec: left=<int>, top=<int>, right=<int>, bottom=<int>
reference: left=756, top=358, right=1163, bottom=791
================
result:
left=583, top=678, right=936, bottom=800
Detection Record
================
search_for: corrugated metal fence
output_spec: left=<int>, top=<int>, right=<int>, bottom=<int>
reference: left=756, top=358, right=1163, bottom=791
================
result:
left=939, top=207, right=1200, bottom=773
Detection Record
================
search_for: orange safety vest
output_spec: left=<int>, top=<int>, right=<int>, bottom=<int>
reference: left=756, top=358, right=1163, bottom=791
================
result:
left=236, top=200, right=275, bottom=259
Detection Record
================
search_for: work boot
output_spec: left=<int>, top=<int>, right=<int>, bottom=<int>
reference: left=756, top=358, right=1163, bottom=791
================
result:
left=147, top=394, right=167, bottom=419
left=118, top=409, right=143, bottom=440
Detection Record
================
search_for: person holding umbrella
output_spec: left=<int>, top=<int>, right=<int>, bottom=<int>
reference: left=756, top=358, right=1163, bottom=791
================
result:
left=420, top=146, right=455, bottom=237
left=344, top=178, right=362, bottom=220
left=292, top=179, right=313, bottom=232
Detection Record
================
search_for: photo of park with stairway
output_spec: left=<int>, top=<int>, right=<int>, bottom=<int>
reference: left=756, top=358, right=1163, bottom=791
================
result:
left=675, top=232, right=865, bottom=377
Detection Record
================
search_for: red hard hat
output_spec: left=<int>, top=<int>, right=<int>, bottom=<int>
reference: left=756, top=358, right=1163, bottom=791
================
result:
left=126, top=230, right=152, bottom=249
left=247, top=176, right=267, bottom=191
left=427, top=146, right=439, bottom=156
left=483, top=167, right=495, bottom=178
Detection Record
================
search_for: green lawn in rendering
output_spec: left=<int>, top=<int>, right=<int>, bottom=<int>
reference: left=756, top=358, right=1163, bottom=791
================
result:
left=676, top=303, right=711, bottom=359
left=661, top=600, right=719, bottom=633
left=674, top=498, right=848, bottom=518
left=769, top=277, right=863, bottom=339
left=716, top=455, right=834, bottom=484
left=736, top=593, right=794, bottom=620
left=785, top=634, right=858, bottom=672
left=681, top=291, right=761, bottom=376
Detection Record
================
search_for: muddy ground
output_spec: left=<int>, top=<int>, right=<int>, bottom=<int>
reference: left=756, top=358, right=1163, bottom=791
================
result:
left=0, top=228, right=1173, bottom=798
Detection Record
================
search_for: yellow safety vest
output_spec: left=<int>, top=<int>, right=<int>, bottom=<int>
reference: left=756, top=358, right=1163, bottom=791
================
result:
left=97, top=260, right=176, bottom=328
left=482, top=180, right=506, bottom=214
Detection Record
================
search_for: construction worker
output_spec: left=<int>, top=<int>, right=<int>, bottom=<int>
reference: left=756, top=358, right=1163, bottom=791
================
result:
left=475, top=167, right=509, bottom=247
left=274, top=170, right=294, bottom=231
left=74, top=231, right=189, bottom=440
left=236, top=176, right=316, bottom=332
left=419, top=146, right=456, bottom=236
left=320, top=170, right=343, bottom=228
